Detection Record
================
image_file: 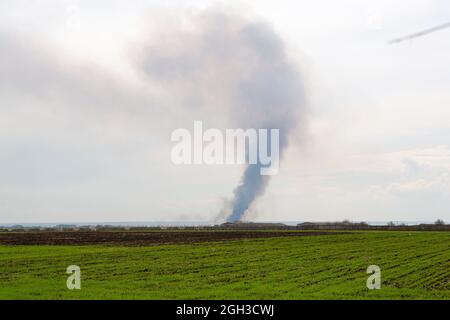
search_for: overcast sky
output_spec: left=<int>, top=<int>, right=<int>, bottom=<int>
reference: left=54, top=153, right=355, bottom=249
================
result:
left=1, top=0, right=450, bottom=223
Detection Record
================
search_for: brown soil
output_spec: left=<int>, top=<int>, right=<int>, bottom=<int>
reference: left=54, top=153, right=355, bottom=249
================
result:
left=0, top=231, right=344, bottom=246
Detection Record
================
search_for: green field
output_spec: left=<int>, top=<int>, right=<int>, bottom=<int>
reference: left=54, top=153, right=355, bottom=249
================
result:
left=0, top=231, right=449, bottom=299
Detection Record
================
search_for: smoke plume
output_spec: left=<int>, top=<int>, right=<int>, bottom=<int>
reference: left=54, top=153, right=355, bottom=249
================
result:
left=139, top=9, right=305, bottom=222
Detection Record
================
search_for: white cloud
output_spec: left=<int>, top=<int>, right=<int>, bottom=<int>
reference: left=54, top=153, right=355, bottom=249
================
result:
left=1, top=1, right=450, bottom=223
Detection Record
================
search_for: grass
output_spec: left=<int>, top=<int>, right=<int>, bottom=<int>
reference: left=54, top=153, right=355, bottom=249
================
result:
left=0, top=231, right=449, bottom=299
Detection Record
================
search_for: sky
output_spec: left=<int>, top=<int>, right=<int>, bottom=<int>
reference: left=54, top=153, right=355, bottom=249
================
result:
left=1, top=0, right=450, bottom=223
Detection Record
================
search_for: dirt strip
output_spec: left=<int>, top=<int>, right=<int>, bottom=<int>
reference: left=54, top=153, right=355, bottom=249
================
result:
left=0, top=231, right=346, bottom=246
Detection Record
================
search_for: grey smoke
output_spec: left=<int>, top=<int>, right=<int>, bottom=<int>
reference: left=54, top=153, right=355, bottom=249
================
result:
left=139, top=10, right=305, bottom=222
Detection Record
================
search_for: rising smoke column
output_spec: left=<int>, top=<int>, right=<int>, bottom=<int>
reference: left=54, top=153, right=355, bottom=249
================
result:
left=138, top=9, right=305, bottom=222
left=228, top=56, right=302, bottom=221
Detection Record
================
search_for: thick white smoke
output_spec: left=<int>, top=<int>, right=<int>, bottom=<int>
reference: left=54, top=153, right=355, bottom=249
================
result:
left=138, top=9, right=305, bottom=222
